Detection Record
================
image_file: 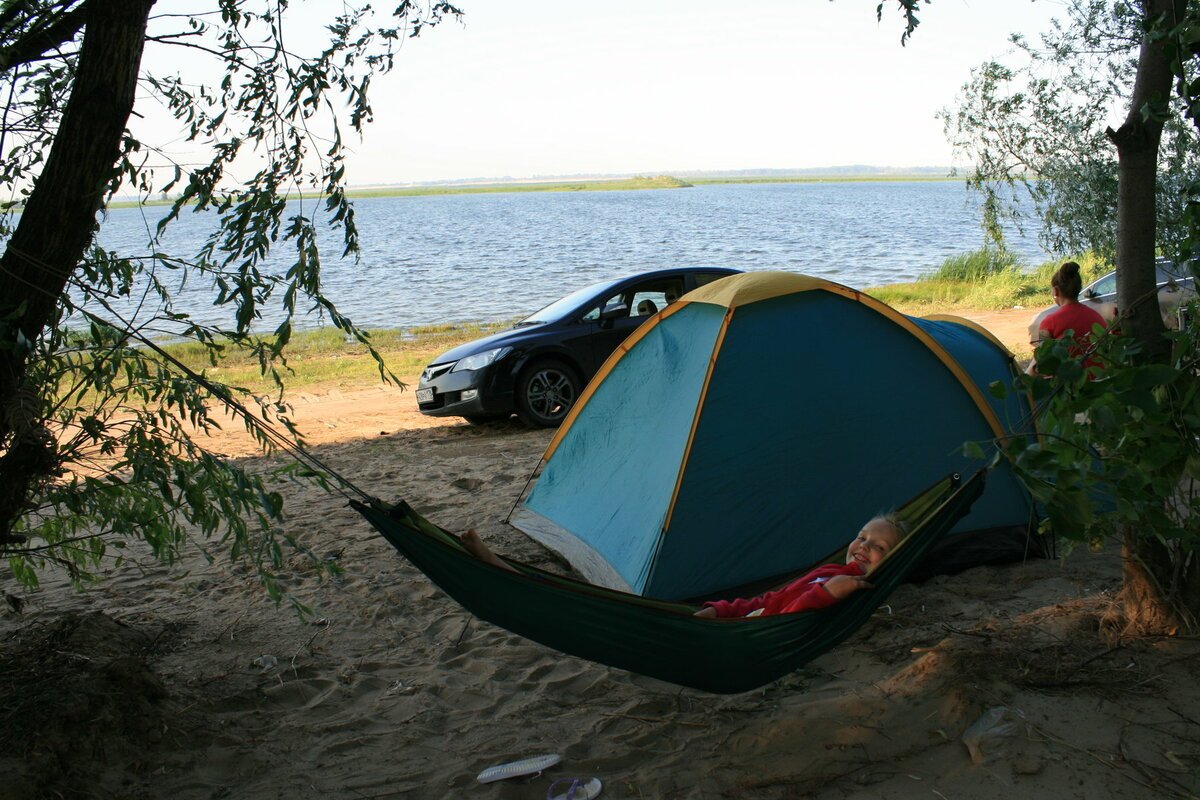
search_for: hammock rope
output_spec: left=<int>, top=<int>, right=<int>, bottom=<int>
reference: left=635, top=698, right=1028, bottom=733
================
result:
left=66, top=304, right=376, bottom=506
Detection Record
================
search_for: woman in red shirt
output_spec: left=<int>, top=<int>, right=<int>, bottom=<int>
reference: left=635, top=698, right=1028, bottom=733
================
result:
left=1032, top=261, right=1107, bottom=368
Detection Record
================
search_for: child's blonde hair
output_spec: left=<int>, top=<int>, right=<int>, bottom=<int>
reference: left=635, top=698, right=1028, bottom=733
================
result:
left=868, top=513, right=907, bottom=543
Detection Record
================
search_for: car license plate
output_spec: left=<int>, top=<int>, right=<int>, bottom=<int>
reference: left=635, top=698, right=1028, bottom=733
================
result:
left=415, top=388, right=434, bottom=404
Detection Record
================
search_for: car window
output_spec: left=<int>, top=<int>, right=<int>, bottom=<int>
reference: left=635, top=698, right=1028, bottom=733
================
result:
left=694, top=272, right=731, bottom=288
left=578, top=293, right=629, bottom=322
left=597, top=293, right=626, bottom=318
left=627, top=278, right=689, bottom=316
left=660, top=278, right=685, bottom=305
left=631, top=290, right=667, bottom=316
left=582, top=274, right=719, bottom=321
left=522, top=278, right=621, bottom=325
left=1156, top=260, right=1195, bottom=283
left=1087, top=272, right=1117, bottom=298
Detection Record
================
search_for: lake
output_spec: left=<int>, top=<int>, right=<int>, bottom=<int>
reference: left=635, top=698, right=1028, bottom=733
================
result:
left=95, top=181, right=1047, bottom=332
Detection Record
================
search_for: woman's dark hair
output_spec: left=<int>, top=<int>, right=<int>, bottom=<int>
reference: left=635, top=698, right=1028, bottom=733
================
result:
left=1051, top=261, right=1084, bottom=302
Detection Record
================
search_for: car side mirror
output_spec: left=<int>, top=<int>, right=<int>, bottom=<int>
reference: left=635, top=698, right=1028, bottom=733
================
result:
left=599, top=303, right=628, bottom=324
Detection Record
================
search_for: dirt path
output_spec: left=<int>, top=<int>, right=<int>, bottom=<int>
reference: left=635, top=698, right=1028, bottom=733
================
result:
left=954, top=307, right=1035, bottom=352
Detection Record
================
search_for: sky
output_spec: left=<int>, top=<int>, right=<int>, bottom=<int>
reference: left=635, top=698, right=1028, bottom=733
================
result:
left=139, top=0, right=1071, bottom=186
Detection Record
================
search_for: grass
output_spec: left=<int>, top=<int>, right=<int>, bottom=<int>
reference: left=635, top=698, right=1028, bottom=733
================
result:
left=870, top=250, right=1109, bottom=314
left=160, top=321, right=511, bottom=394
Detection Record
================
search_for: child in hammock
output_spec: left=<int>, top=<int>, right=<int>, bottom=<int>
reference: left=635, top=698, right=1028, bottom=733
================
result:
left=693, top=516, right=903, bottom=619
left=459, top=516, right=902, bottom=619
left=460, top=528, right=516, bottom=572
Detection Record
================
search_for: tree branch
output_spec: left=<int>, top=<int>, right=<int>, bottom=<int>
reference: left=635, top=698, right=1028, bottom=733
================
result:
left=0, top=1, right=88, bottom=72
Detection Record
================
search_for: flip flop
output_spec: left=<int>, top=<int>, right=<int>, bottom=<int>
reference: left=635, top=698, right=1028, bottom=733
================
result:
left=475, top=753, right=561, bottom=784
left=547, top=777, right=603, bottom=800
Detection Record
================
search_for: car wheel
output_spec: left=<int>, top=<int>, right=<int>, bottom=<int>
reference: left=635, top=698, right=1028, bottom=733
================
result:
left=515, top=359, right=580, bottom=428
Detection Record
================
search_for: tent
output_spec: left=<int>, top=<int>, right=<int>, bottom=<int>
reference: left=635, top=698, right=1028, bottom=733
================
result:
left=510, top=271, right=1039, bottom=600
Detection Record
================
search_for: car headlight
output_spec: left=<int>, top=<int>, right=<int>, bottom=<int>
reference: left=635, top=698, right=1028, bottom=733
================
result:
left=451, top=346, right=511, bottom=373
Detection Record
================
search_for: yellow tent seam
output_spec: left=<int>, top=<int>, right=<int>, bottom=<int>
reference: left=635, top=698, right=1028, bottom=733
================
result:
left=662, top=306, right=734, bottom=533
left=855, top=297, right=1008, bottom=441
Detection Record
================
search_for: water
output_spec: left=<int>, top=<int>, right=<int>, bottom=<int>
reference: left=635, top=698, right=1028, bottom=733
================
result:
left=93, top=181, right=1047, bottom=332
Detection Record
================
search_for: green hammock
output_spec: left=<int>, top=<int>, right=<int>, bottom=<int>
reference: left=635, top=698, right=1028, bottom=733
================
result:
left=353, top=471, right=985, bottom=694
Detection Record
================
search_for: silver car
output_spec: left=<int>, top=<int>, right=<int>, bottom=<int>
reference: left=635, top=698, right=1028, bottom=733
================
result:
left=1027, top=259, right=1196, bottom=342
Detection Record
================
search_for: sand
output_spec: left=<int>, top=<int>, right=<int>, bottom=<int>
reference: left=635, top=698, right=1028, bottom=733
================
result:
left=3, top=308, right=1199, bottom=800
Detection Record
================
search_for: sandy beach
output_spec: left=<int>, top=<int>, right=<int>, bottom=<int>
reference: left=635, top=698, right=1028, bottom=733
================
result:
left=3, top=308, right=1199, bottom=800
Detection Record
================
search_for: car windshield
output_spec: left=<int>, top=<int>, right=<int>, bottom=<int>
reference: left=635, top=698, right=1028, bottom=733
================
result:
left=518, top=278, right=620, bottom=325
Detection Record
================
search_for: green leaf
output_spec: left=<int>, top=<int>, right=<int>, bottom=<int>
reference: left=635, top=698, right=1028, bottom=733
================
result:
left=963, top=441, right=987, bottom=460
left=1132, top=364, right=1180, bottom=389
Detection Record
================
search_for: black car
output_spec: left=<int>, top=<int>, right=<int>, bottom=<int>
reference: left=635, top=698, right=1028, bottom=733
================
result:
left=415, top=267, right=741, bottom=427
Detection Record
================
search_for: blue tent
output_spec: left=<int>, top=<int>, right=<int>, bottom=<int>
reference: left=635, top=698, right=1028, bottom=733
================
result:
left=510, top=272, right=1038, bottom=600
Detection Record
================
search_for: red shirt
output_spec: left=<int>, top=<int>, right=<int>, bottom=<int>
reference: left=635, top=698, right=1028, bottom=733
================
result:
left=1037, top=302, right=1106, bottom=357
left=701, top=562, right=863, bottom=618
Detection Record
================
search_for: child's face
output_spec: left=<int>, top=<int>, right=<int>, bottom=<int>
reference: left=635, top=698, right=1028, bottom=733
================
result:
left=845, top=519, right=900, bottom=571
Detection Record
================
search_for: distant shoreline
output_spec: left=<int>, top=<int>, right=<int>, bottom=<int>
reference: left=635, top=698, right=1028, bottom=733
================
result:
left=688, top=174, right=957, bottom=186
left=346, top=172, right=960, bottom=198
left=107, top=173, right=961, bottom=209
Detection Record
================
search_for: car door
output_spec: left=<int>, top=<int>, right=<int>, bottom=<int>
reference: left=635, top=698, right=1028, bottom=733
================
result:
left=582, top=278, right=679, bottom=377
left=1080, top=271, right=1119, bottom=321
left=578, top=272, right=732, bottom=378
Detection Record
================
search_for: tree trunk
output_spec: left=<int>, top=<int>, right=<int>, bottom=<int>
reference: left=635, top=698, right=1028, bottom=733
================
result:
left=1107, top=526, right=1200, bottom=636
left=1094, top=0, right=1200, bottom=632
left=1105, top=0, right=1186, bottom=361
left=0, top=0, right=156, bottom=538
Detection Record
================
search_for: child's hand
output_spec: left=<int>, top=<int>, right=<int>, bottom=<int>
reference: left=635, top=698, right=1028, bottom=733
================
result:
left=823, top=574, right=874, bottom=600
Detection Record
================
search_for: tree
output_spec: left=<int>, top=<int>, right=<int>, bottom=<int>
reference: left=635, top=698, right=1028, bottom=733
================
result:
left=941, top=1, right=1198, bottom=284
left=1000, top=318, right=1200, bottom=633
left=931, top=0, right=1200, bottom=632
left=0, top=1, right=460, bottom=601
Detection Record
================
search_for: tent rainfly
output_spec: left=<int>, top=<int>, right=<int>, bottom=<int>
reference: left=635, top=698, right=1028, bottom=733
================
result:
left=510, top=271, right=1039, bottom=601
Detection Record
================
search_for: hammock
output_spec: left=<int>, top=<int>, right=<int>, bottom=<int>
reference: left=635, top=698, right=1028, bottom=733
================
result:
left=352, top=471, right=986, bottom=694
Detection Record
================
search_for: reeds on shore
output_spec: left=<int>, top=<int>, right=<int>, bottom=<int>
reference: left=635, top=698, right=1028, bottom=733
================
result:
left=871, top=249, right=1106, bottom=312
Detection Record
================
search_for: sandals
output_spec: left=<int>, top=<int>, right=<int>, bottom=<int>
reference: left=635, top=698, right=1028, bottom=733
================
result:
left=547, top=777, right=603, bottom=800
left=474, top=752, right=602, bottom=799
left=476, top=753, right=561, bottom=784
